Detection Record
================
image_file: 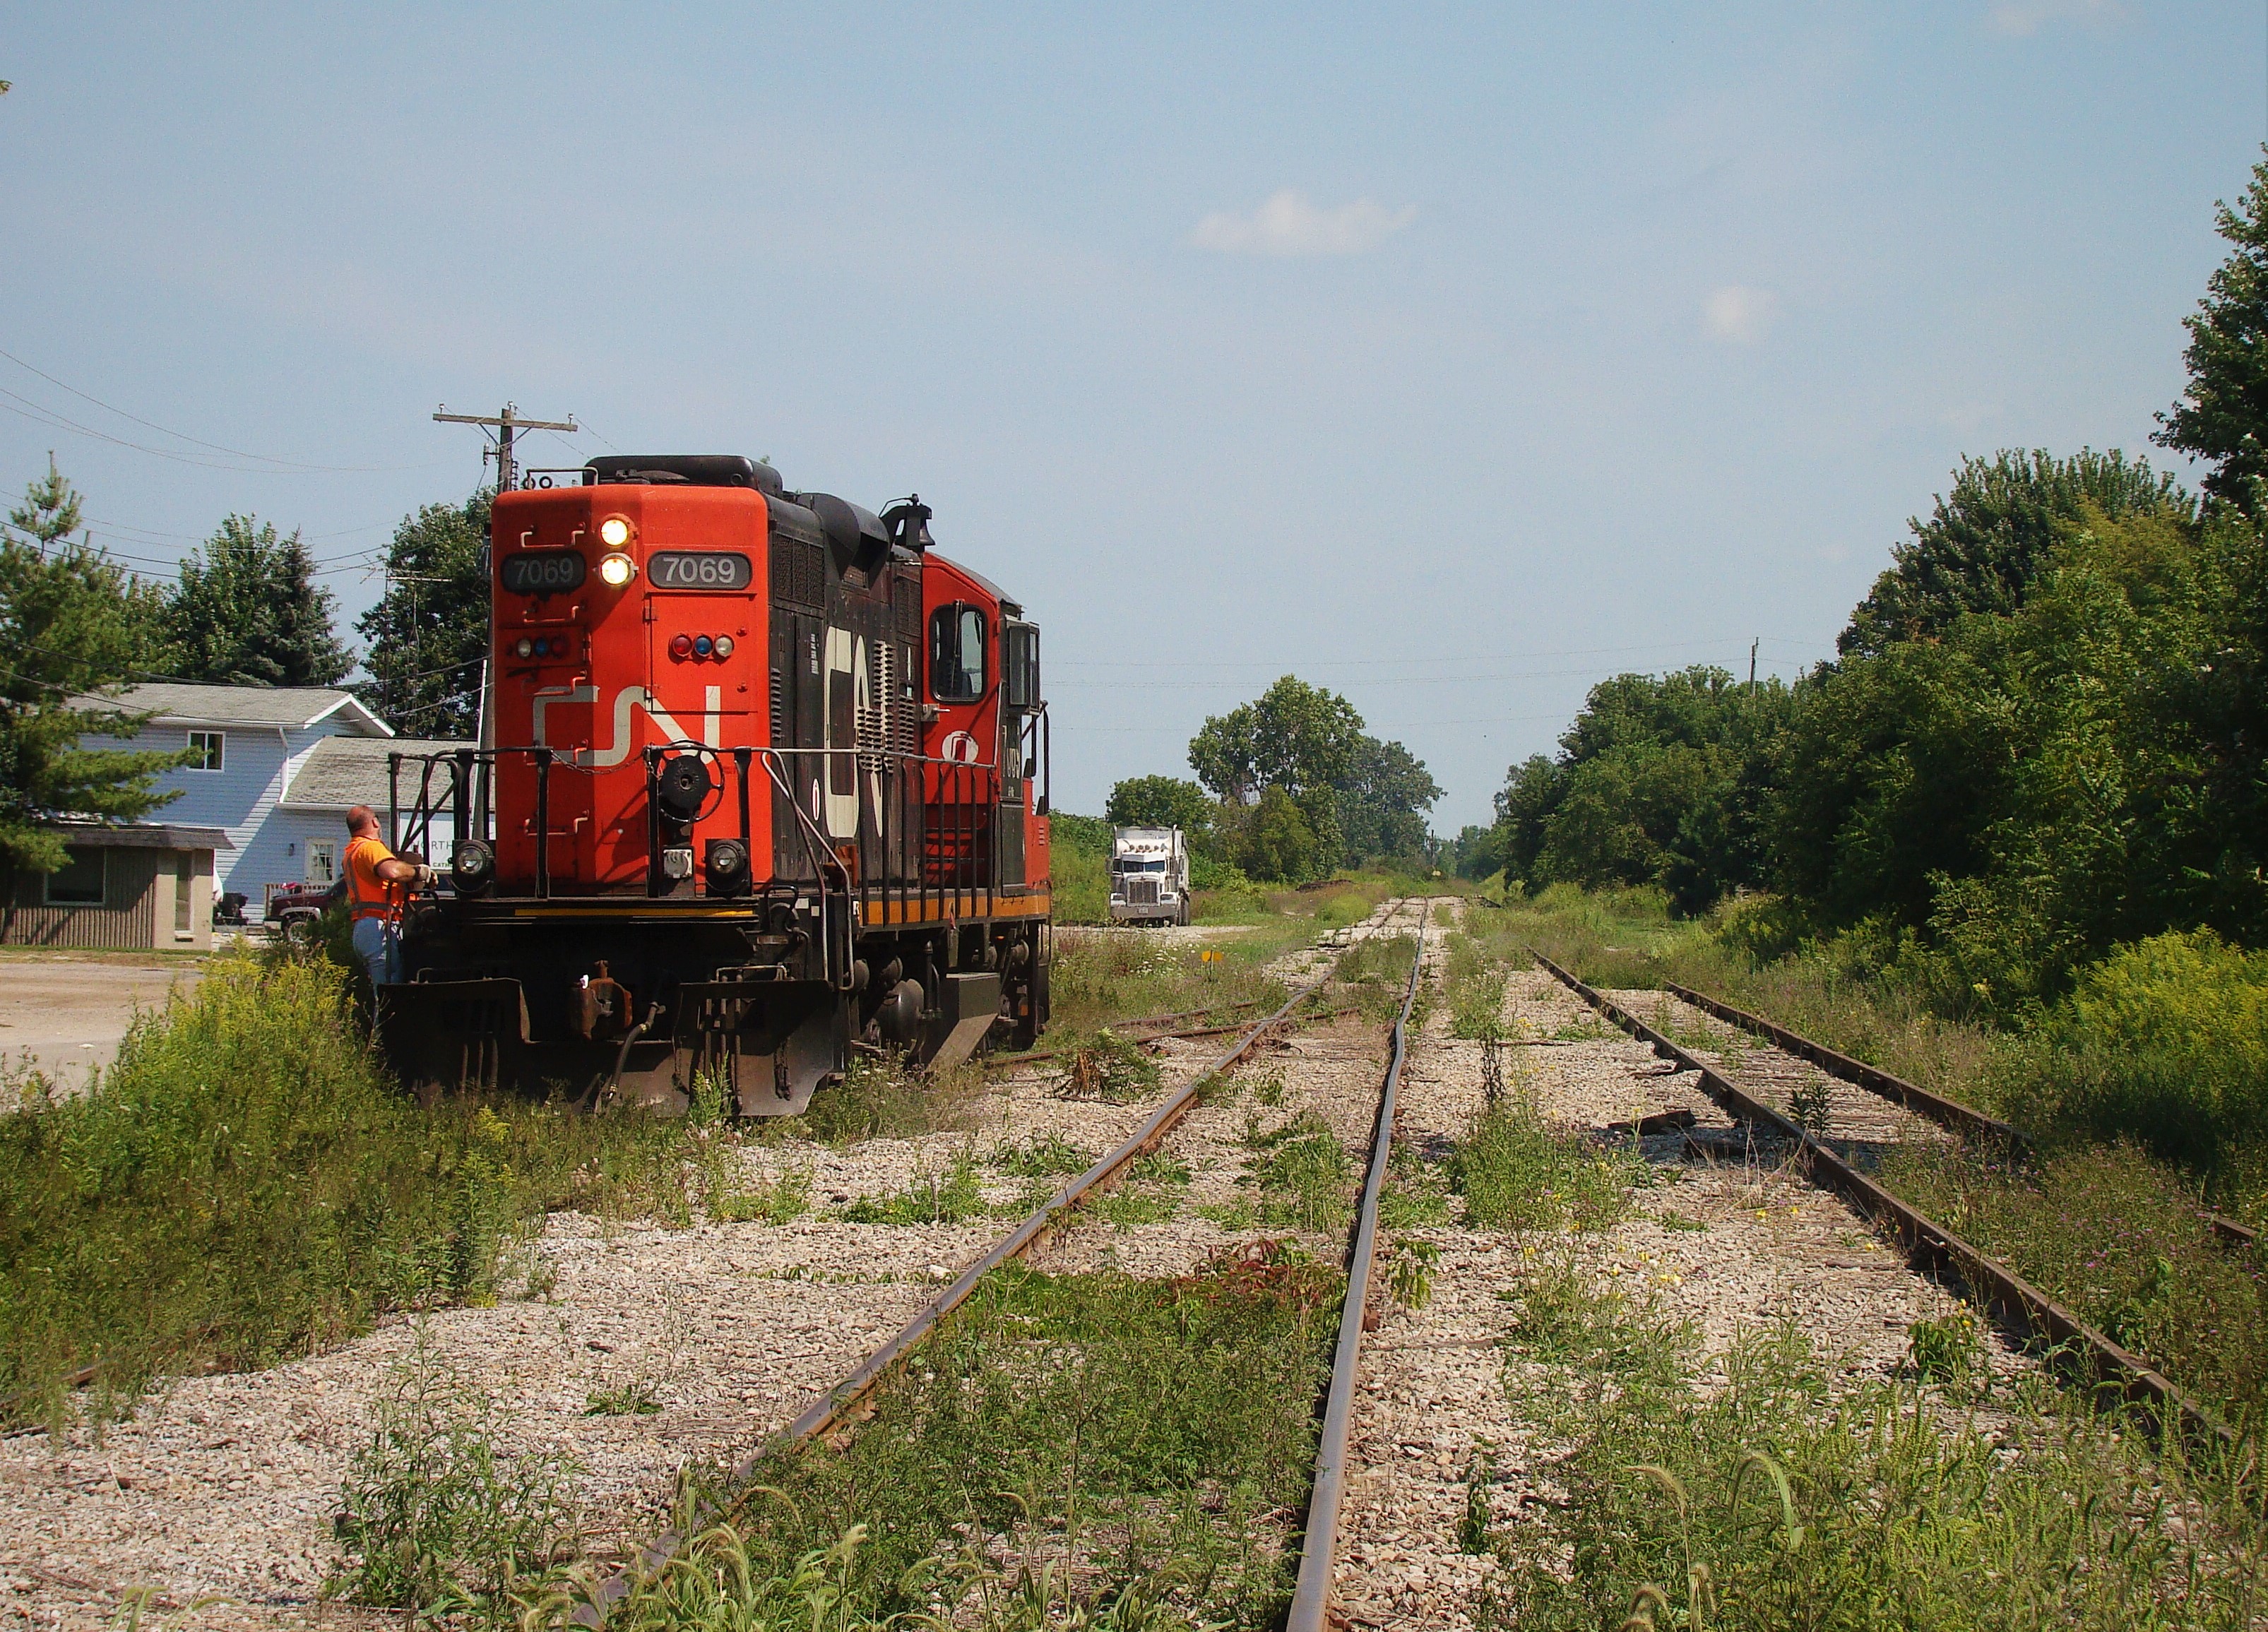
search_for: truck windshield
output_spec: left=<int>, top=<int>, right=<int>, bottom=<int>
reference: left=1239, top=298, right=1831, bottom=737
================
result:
left=1115, top=858, right=1167, bottom=872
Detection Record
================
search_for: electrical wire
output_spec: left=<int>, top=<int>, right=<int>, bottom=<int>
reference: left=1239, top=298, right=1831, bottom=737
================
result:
left=0, top=345, right=451, bottom=473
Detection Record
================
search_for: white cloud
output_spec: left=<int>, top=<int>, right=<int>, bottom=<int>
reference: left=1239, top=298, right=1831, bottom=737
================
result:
left=1702, top=285, right=1780, bottom=344
left=1189, top=189, right=1417, bottom=257
left=1987, top=0, right=2125, bottom=37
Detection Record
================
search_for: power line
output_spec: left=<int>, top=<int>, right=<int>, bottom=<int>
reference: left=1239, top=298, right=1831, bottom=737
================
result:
left=0, top=345, right=451, bottom=473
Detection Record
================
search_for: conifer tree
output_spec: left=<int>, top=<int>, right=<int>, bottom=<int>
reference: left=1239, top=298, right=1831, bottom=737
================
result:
left=0, top=461, right=184, bottom=873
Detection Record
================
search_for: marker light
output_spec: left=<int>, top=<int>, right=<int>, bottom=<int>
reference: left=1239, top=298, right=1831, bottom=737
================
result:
left=598, top=514, right=634, bottom=549
left=713, top=634, right=735, bottom=658
left=670, top=633, right=694, bottom=659
left=514, top=637, right=535, bottom=658
left=598, top=552, right=636, bottom=587
left=693, top=634, right=714, bottom=657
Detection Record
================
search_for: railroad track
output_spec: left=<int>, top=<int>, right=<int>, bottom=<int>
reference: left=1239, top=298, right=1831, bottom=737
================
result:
left=1528, top=951, right=2233, bottom=1452
left=585, top=896, right=1435, bottom=1621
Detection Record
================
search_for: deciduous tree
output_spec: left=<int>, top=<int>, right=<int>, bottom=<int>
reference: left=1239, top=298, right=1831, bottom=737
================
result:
left=1839, top=451, right=2191, bottom=658
left=356, top=492, right=492, bottom=737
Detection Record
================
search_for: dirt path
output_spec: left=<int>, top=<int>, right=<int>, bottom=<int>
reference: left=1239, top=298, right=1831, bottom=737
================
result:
left=0, top=956, right=205, bottom=1093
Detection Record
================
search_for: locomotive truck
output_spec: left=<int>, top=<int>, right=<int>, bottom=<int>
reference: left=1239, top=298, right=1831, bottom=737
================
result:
left=377, top=453, right=1050, bottom=1115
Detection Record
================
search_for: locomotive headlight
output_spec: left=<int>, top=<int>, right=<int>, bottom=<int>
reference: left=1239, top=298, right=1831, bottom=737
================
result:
left=598, top=514, right=635, bottom=549
left=598, top=551, right=637, bottom=587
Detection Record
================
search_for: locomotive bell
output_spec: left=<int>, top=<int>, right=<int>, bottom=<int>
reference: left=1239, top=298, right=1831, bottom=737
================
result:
left=657, top=754, right=711, bottom=819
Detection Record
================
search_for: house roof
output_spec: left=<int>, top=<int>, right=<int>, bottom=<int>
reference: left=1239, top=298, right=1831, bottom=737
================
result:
left=281, top=735, right=475, bottom=810
left=47, top=821, right=236, bottom=850
left=72, top=682, right=393, bottom=737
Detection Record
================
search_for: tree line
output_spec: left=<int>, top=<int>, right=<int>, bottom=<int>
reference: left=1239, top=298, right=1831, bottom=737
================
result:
left=0, top=465, right=491, bottom=873
left=1455, top=153, right=2268, bottom=1018
left=1103, top=674, right=1444, bottom=883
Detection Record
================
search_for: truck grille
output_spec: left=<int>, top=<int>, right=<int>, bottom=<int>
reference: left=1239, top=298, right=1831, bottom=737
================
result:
left=1127, top=878, right=1159, bottom=905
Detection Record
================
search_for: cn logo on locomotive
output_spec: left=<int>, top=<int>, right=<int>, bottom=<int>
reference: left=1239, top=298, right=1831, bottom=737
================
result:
left=531, top=684, right=723, bottom=766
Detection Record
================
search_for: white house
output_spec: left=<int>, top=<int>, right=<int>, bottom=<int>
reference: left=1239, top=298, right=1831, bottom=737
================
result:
left=79, top=683, right=466, bottom=910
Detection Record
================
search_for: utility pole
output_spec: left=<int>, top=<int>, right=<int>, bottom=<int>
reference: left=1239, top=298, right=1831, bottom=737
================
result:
left=433, top=402, right=578, bottom=495
left=432, top=403, right=578, bottom=838
left=1749, top=638, right=1759, bottom=690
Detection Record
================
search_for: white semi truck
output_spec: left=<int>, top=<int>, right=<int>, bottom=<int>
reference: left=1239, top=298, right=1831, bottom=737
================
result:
left=1109, top=826, right=1191, bottom=927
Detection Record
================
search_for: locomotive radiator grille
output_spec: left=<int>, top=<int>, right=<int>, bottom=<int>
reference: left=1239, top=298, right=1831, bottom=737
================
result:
left=859, top=641, right=918, bottom=766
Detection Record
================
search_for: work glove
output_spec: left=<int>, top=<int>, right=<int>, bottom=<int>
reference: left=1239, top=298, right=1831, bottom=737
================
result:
left=414, top=864, right=439, bottom=891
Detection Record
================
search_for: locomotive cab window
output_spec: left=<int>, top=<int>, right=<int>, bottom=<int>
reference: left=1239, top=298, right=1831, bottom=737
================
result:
left=930, top=604, right=987, bottom=701
left=1003, top=621, right=1040, bottom=709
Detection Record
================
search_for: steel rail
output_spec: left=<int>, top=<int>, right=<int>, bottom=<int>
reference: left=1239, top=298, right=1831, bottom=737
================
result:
left=1666, top=980, right=2262, bottom=1251
left=1529, top=950, right=2237, bottom=1454
left=1661, top=981, right=2026, bottom=1152
left=577, top=905, right=1419, bottom=1623
left=1286, top=900, right=1431, bottom=1632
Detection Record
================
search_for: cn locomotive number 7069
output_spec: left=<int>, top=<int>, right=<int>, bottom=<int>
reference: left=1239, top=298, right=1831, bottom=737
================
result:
left=377, top=453, right=1051, bottom=1115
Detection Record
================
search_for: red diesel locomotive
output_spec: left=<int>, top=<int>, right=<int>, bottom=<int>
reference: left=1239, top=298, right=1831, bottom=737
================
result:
left=379, top=453, right=1051, bottom=1114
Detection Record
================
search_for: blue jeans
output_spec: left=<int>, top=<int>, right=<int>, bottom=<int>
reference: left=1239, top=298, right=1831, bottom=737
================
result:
left=351, top=915, right=401, bottom=987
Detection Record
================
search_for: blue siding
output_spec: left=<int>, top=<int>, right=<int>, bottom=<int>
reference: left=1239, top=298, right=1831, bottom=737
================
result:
left=118, top=718, right=370, bottom=901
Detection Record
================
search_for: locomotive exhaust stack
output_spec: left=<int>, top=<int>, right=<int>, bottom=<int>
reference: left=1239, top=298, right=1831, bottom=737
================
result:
left=376, top=453, right=1052, bottom=1114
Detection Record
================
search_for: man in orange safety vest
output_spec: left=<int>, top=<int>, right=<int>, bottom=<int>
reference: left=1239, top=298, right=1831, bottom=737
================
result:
left=344, top=805, right=432, bottom=987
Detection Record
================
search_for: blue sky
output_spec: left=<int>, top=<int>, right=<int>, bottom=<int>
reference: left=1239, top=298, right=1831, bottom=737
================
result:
left=4, top=2, right=2262, bottom=828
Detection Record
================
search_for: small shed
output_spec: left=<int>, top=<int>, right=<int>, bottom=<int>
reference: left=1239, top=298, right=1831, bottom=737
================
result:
left=1, top=823, right=235, bottom=951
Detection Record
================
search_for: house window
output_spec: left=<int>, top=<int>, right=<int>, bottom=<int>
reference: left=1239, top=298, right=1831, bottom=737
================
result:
left=44, top=847, right=107, bottom=906
left=304, top=840, right=339, bottom=888
left=187, top=731, right=225, bottom=772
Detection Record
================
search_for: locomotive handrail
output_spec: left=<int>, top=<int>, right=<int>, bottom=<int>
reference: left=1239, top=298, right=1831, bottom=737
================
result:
left=758, top=747, right=854, bottom=990
left=383, top=742, right=1027, bottom=937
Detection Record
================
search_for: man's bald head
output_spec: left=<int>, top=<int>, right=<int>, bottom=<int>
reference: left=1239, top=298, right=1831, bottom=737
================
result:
left=348, top=806, right=380, bottom=836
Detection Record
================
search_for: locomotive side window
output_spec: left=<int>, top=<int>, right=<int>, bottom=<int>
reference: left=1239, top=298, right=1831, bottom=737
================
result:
left=650, top=551, right=753, bottom=590
left=930, top=604, right=987, bottom=701
left=1003, top=621, right=1040, bottom=709
left=500, top=551, right=588, bottom=595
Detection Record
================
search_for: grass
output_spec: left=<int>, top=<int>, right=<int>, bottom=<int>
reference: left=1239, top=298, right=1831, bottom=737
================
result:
left=1451, top=1094, right=1641, bottom=1234
left=1883, top=1141, right=2268, bottom=1430
left=334, top=1323, right=579, bottom=1619
left=1474, top=1264, right=2268, bottom=1631
left=1443, top=931, right=1510, bottom=1040
left=1047, top=924, right=1299, bottom=1040
left=1487, top=882, right=2268, bottom=1443
left=1054, top=1030, right=1164, bottom=1103
left=707, top=1162, right=812, bottom=1225
left=838, top=1150, right=990, bottom=1225
left=1240, top=1111, right=1355, bottom=1232
left=989, top=1131, right=1096, bottom=1178
left=560, top=1255, right=1341, bottom=1630
left=1336, top=930, right=1420, bottom=1020
left=0, top=955, right=732, bottom=1429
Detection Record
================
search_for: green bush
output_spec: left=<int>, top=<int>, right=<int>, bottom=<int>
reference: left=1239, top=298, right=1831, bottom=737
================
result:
left=2036, top=929, right=2268, bottom=1162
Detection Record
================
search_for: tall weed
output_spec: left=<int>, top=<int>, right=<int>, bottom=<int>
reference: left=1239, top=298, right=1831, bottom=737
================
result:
left=0, top=958, right=730, bottom=1426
